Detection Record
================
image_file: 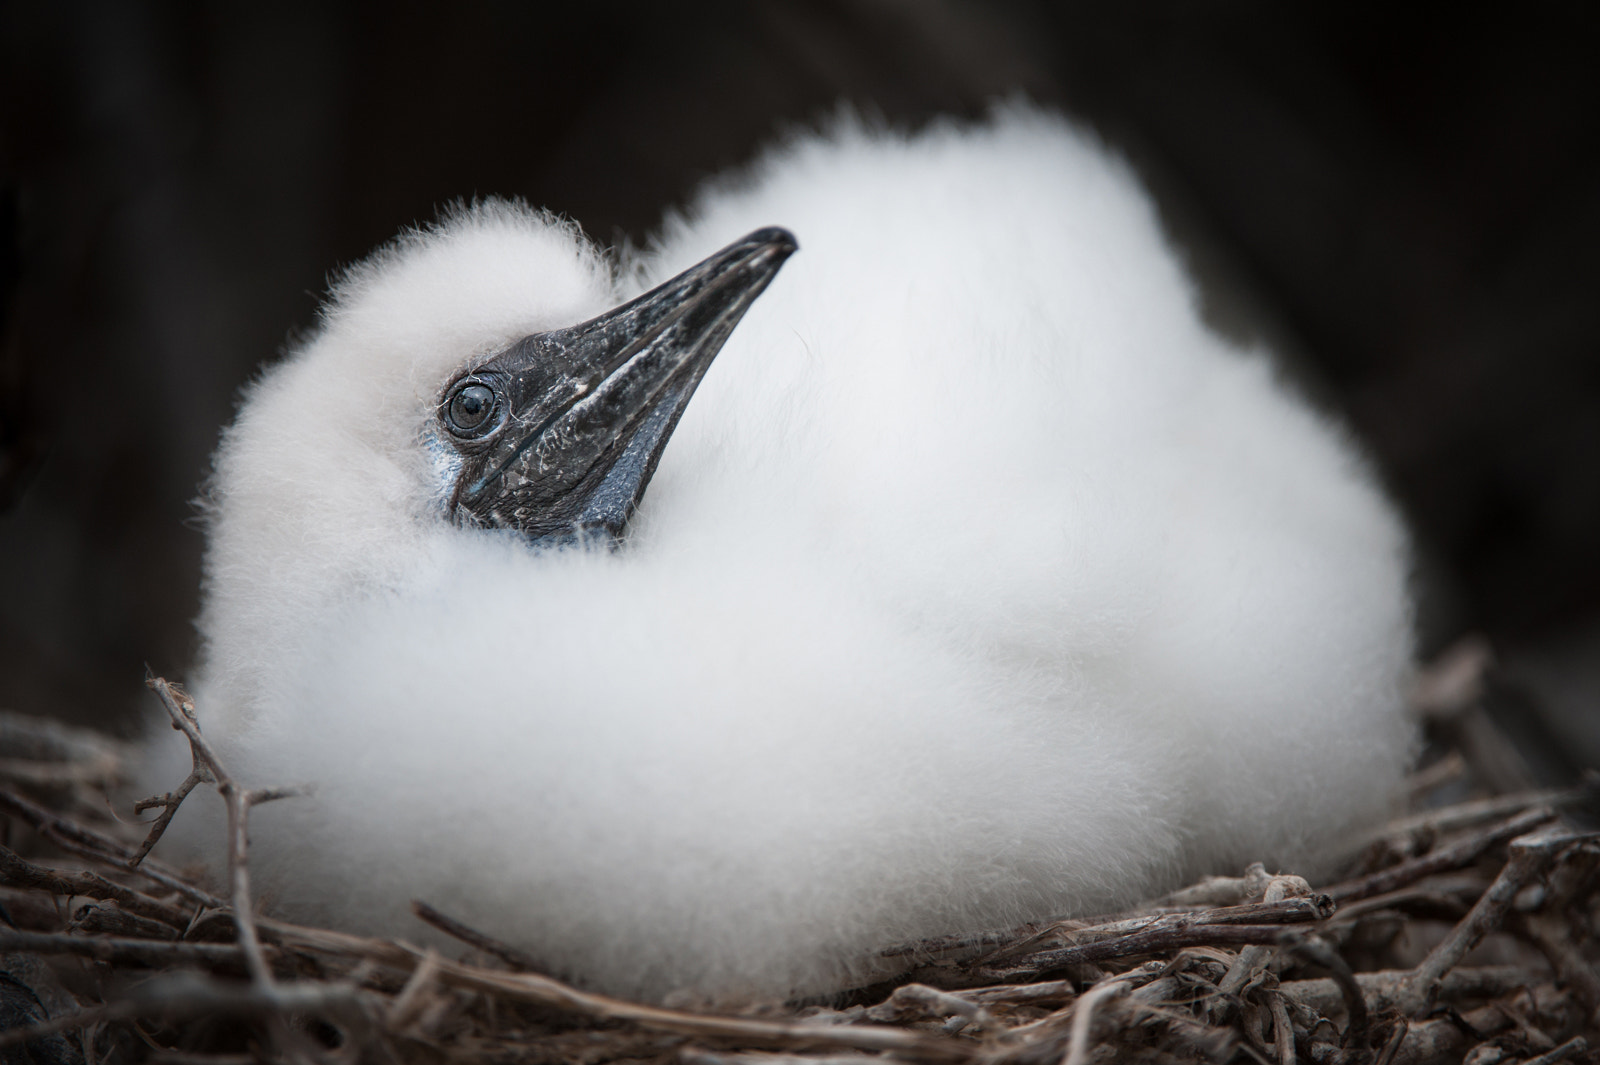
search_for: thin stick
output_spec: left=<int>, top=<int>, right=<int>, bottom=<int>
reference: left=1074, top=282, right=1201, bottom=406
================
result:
left=238, top=923, right=972, bottom=1060
left=1278, top=932, right=1367, bottom=1049
left=1396, top=829, right=1596, bottom=1016
left=146, top=676, right=308, bottom=990
left=1325, top=807, right=1558, bottom=903
left=131, top=767, right=209, bottom=866
left=0, top=784, right=225, bottom=910
left=1520, top=1036, right=1589, bottom=1065
left=0, top=975, right=365, bottom=1052
left=976, top=922, right=1295, bottom=979
left=410, top=899, right=548, bottom=973
left=1062, top=974, right=1134, bottom=1065
left=1217, top=875, right=1300, bottom=1002
left=887, top=894, right=1330, bottom=961
left=1267, top=993, right=1295, bottom=1065
left=0, top=928, right=259, bottom=968
left=1278, top=965, right=1545, bottom=1018
left=0, top=843, right=190, bottom=927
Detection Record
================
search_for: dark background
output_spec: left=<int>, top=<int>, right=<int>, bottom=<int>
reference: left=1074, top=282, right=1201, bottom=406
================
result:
left=2, top=2, right=1598, bottom=774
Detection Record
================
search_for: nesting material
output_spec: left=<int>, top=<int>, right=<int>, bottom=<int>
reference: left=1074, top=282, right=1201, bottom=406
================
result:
left=1, top=650, right=1596, bottom=1065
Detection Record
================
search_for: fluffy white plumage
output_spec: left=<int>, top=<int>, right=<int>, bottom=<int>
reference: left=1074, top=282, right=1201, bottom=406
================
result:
left=164, top=105, right=1415, bottom=1004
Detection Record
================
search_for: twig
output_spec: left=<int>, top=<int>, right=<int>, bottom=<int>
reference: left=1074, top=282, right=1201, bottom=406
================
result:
left=386, top=947, right=441, bottom=1030
left=232, top=922, right=972, bottom=1060
left=1161, top=862, right=1285, bottom=907
left=145, top=676, right=307, bottom=990
left=972, top=895, right=1334, bottom=970
left=1277, top=966, right=1546, bottom=1018
left=884, top=892, right=1329, bottom=962
left=1216, top=875, right=1303, bottom=1003
left=1521, top=1036, right=1589, bottom=1065
left=1405, top=750, right=1467, bottom=800
left=1372, top=1018, right=1407, bottom=1065
left=1062, top=973, right=1135, bottom=1065
left=410, top=899, right=548, bottom=973
left=866, top=983, right=995, bottom=1033
left=0, top=843, right=190, bottom=927
left=1396, top=828, right=1596, bottom=1016
left=1372, top=788, right=1582, bottom=846
left=1266, top=993, right=1294, bottom=1065
left=1514, top=912, right=1600, bottom=1020
left=1325, top=806, right=1558, bottom=903
left=0, top=973, right=367, bottom=1051
left=975, top=922, right=1297, bottom=980
left=1278, top=932, right=1368, bottom=1049
left=1410, top=635, right=1492, bottom=719
left=130, top=765, right=210, bottom=867
left=0, top=927, right=260, bottom=968
left=0, top=784, right=224, bottom=909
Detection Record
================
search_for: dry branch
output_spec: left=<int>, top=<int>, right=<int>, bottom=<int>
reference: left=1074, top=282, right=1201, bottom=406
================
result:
left=0, top=844, right=189, bottom=927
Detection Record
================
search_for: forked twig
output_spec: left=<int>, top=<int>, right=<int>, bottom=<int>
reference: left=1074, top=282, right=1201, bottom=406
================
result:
left=144, top=677, right=309, bottom=990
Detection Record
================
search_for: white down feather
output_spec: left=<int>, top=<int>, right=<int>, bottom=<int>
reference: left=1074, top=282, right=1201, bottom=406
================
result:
left=154, top=105, right=1415, bottom=1004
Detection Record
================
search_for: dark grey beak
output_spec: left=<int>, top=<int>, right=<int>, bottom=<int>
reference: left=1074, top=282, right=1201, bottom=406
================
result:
left=438, top=227, right=797, bottom=543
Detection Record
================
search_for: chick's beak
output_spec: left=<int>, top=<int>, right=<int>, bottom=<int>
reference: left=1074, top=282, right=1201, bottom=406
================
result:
left=445, top=227, right=797, bottom=542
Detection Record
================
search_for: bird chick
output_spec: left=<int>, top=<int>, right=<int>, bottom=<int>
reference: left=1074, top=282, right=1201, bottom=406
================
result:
left=163, top=105, right=1415, bottom=1005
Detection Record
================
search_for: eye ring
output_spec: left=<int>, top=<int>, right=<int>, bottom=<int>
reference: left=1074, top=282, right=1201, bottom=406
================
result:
left=442, top=379, right=503, bottom=438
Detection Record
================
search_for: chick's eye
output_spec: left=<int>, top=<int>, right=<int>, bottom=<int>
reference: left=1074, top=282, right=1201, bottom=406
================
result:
left=445, top=383, right=498, bottom=436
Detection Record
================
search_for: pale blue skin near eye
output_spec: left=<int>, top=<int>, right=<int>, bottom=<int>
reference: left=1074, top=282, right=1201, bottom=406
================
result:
left=424, top=428, right=466, bottom=518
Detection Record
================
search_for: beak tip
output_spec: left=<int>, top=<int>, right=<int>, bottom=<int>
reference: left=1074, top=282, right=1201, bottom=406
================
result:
left=752, top=226, right=799, bottom=257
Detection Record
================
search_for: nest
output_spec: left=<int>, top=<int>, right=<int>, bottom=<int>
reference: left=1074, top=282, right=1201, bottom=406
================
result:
left=1, top=643, right=1597, bottom=1065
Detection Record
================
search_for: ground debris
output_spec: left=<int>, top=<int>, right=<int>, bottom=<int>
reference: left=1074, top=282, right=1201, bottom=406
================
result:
left=0, top=651, right=1596, bottom=1065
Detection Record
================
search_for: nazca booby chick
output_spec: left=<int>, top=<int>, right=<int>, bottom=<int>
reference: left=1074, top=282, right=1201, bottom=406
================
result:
left=165, top=105, right=1415, bottom=1004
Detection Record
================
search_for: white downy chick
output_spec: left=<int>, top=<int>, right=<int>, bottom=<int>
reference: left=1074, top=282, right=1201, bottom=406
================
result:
left=166, top=105, right=1415, bottom=1005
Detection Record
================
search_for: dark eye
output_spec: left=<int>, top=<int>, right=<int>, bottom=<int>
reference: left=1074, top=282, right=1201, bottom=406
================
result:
left=444, top=382, right=499, bottom=436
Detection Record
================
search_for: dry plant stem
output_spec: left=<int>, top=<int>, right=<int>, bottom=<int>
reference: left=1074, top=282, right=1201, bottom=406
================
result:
left=386, top=947, right=441, bottom=1030
left=889, top=895, right=1329, bottom=961
left=1389, top=1004, right=1513, bottom=1065
left=984, top=896, right=1332, bottom=965
left=863, top=983, right=995, bottom=1035
left=1279, top=932, right=1367, bottom=1049
left=979, top=921, right=1296, bottom=979
left=1325, top=875, right=1487, bottom=925
left=1514, top=913, right=1600, bottom=1019
left=1217, top=876, right=1299, bottom=1000
left=0, top=927, right=259, bottom=968
left=1521, top=1036, right=1589, bottom=1065
left=1267, top=994, right=1294, bottom=1065
left=1396, top=829, right=1589, bottom=1016
left=1405, top=750, right=1467, bottom=799
left=146, top=676, right=306, bottom=990
left=410, top=899, right=547, bottom=973
left=681, top=1049, right=889, bottom=1055
left=238, top=924, right=972, bottom=1061
left=0, top=975, right=367, bottom=1052
left=1410, top=635, right=1493, bottom=717
left=0, top=785, right=224, bottom=910
left=1326, top=806, right=1558, bottom=903
left=1372, top=1019, right=1407, bottom=1065
left=1061, top=974, right=1138, bottom=1065
left=131, top=767, right=209, bottom=866
left=1277, top=966, right=1544, bottom=1018
left=1161, top=863, right=1278, bottom=907
left=0, top=843, right=189, bottom=927
left=1374, top=788, right=1579, bottom=845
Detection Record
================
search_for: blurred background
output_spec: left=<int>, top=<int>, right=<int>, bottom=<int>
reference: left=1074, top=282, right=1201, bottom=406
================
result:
left=1, top=1, right=1597, bottom=779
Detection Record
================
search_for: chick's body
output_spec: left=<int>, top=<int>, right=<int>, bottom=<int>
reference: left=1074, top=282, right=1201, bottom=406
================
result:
left=177, top=107, right=1414, bottom=1004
